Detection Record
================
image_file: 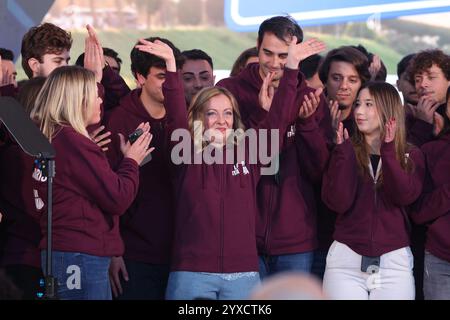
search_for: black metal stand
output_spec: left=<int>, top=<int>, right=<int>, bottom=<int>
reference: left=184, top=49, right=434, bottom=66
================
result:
left=35, top=156, right=57, bottom=299
left=0, top=97, right=57, bottom=300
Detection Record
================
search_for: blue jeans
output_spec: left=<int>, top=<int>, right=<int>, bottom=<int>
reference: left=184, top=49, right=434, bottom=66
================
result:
left=41, top=251, right=112, bottom=300
left=259, top=252, right=314, bottom=279
left=166, top=271, right=260, bottom=300
left=116, top=259, right=169, bottom=300
left=424, top=251, right=450, bottom=300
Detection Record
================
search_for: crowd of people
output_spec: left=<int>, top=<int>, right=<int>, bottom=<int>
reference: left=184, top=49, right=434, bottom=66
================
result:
left=0, top=15, right=449, bottom=300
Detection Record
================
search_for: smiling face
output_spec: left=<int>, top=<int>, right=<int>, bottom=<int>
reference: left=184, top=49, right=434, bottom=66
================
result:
left=326, top=61, right=362, bottom=110
left=181, top=59, right=215, bottom=104
left=354, top=88, right=381, bottom=137
left=203, top=93, right=234, bottom=144
left=257, top=32, right=290, bottom=86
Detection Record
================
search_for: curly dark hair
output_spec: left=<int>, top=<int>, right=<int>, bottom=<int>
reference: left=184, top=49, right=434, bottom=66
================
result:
left=21, top=23, right=72, bottom=78
left=130, top=37, right=183, bottom=79
left=408, top=49, right=450, bottom=84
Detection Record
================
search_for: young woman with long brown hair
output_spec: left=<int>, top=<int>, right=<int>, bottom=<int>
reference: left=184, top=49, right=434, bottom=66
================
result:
left=321, top=82, right=425, bottom=299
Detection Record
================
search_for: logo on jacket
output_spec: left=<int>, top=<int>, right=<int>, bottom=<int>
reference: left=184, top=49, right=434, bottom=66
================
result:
left=32, top=168, right=47, bottom=182
left=33, top=189, right=44, bottom=210
left=287, top=125, right=296, bottom=138
left=232, top=161, right=250, bottom=176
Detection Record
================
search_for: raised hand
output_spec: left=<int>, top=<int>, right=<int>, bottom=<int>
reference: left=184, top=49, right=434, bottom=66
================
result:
left=369, top=54, right=382, bottom=81
left=119, top=122, right=154, bottom=165
left=299, top=87, right=322, bottom=119
left=407, top=96, right=440, bottom=124
left=433, top=112, right=445, bottom=136
left=258, top=71, right=275, bottom=111
left=286, top=36, right=326, bottom=70
left=84, top=24, right=104, bottom=82
left=0, top=56, right=16, bottom=88
left=135, top=39, right=176, bottom=72
left=89, top=125, right=112, bottom=152
left=336, top=121, right=349, bottom=145
left=384, top=118, right=396, bottom=143
left=328, top=99, right=342, bottom=134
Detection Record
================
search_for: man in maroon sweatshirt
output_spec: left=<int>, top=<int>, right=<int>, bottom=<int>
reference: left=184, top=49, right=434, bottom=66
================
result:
left=105, top=37, right=183, bottom=300
left=217, top=15, right=330, bottom=278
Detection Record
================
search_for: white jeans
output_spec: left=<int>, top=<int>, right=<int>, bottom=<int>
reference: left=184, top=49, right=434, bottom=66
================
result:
left=323, top=241, right=415, bottom=300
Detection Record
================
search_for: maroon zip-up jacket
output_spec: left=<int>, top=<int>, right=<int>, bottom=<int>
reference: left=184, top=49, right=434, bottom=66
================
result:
left=322, top=140, right=425, bottom=256
left=217, top=63, right=331, bottom=255
left=105, top=89, right=174, bottom=265
left=411, top=132, right=450, bottom=262
left=36, top=126, right=139, bottom=256
left=406, top=113, right=434, bottom=147
left=165, top=68, right=300, bottom=272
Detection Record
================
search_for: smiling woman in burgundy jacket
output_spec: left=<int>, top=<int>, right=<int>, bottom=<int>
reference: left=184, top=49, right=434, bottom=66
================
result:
left=136, top=37, right=324, bottom=299
left=30, top=66, right=152, bottom=300
left=322, top=82, right=425, bottom=300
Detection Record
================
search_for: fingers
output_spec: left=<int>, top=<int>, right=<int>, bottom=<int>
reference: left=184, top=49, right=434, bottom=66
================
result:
left=305, top=38, right=327, bottom=55
left=343, top=128, right=349, bottom=140
left=268, top=85, right=275, bottom=99
left=97, top=137, right=112, bottom=148
left=86, top=24, right=101, bottom=47
left=314, top=86, right=323, bottom=99
left=136, top=122, right=151, bottom=133
left=112, top=269, right=123, bottom=296
left=110, top=275, right=118, bottom=298
left=90, top=125, right=105, bottom=139
left=336, top=121, right=344, bottom=144
left=118, top=133, right=127, bottom=148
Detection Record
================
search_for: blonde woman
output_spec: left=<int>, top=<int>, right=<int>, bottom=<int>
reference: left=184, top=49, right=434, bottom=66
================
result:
left=30, top=66, right=153, bottom=300
left=322, top=82, right=425, bottom=299
left=137, top=37, right=322, bottom=299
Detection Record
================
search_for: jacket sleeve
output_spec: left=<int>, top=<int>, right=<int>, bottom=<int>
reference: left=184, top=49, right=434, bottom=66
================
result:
left=0, top=84, right=18, bottom=97
left=410, top=159, right=450, bottom=225
left=67, top=133, right=140, bottom=216
left=255, top=67, right=300, bottom=149
left=381, top=142, right=425, bottom=206
left=407, top=117, right=434, bottom=147
left=321, top=140, right=358, bottom=214
left=295, top=116, right=330, bottom=184
left=100, top=65, right=131, bottom=112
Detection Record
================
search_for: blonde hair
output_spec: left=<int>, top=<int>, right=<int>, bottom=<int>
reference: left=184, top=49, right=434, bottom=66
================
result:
left=30, top=66, right=97, bottom=141
left=187, top=86, right=245, bottom=148
left=352, top=82, right=413, bottom=183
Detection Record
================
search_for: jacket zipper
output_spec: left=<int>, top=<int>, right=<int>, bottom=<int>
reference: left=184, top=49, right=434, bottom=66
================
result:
left=369, top=157, right=381, bottom=255
left=220, top=162, right=225, bottom=273
left=264, top=183, right=275, bottom=254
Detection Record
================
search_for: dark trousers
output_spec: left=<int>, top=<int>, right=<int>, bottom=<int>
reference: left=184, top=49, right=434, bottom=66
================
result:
left=116, top=259, right=169, bottom=300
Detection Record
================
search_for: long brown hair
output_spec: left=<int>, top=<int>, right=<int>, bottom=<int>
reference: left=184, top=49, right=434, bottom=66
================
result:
left=352, top=82, right=413, bottom=183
